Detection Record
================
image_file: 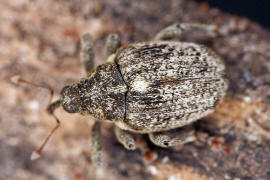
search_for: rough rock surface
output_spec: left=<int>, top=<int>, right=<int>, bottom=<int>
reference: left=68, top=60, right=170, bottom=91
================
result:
left=1, top=0, right=270, bottom=180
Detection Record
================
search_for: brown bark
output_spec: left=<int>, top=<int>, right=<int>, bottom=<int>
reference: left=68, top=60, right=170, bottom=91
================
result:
left=1, top=0, right=270, bottom=179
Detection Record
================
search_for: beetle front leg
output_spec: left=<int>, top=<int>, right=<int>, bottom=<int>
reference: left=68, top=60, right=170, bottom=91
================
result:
left=91, top=121, right=103, bottom=166
left=114, top=125, right=136, bottom=150
left=148, top=126, right=196, bottom=148
left=104, top=33, right=121, bottom=59
left=80, top=33, right=95, bottom=73
left=154, top=23, right=217, bottom=41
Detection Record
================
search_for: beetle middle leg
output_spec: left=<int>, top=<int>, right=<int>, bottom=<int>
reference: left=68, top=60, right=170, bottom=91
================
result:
left=148, top=125, right=196, bottom=148
left=104, top=33, right=121, bottom=59
left=154, top=23, right=217, bottom=41
left=114, top=125, right=136, bottom=150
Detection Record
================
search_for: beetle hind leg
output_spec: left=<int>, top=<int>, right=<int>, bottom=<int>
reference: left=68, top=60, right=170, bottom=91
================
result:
left=114, top=125, right=136, bottom=150
left=148, top=125, right=196, bottom=148
left=154, top=23, right=217, bottom=41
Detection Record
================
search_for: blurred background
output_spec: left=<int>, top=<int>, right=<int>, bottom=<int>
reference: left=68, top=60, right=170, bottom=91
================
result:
left=196, top=0, right=270, bottom=28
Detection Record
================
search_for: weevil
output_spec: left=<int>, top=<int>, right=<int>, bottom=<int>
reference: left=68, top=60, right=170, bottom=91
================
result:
left=24, top=23, right=228, bottom=165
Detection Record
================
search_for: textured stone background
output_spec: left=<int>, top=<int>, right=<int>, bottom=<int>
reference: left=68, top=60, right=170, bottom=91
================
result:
left=1, top=0, right=270, bottom=180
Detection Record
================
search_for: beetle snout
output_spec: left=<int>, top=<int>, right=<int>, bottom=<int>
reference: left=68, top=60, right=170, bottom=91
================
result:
left=60, top=85, right=80, bottom=113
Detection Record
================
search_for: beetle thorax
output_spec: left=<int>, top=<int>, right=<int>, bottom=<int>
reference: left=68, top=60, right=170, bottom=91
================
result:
left=73, top=62, right=127, bottom=121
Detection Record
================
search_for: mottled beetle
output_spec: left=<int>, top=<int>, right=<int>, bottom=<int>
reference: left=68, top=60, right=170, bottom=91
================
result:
left=23, top=23, right=228, bottom=165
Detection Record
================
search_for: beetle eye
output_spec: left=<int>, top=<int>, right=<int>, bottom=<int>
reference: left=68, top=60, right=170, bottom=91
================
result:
left=61, top=85, right=80, bottom=113
left=60, top=85, right=69, bottom=95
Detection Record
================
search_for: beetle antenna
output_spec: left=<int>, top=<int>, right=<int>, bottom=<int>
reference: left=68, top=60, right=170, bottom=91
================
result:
left=10, top=75, right=54, bottom=103
left=10, top=75, right=61, bottom=160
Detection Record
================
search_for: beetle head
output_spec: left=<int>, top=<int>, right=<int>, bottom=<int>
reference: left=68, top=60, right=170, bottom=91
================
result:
left=60, top=85, right=81, bottom=113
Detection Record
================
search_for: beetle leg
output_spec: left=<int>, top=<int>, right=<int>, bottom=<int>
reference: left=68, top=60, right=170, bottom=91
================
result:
left=80, top=33, right=95, bottom=73
left=154, top=23, right=217, bottom=41
left=114, top=125, right=136, bottom=150
left=104, top=33, right=121, bottom=59
left=148, top=126, right=196, bottom=148
left=91, top=121, right=103, bottom=166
